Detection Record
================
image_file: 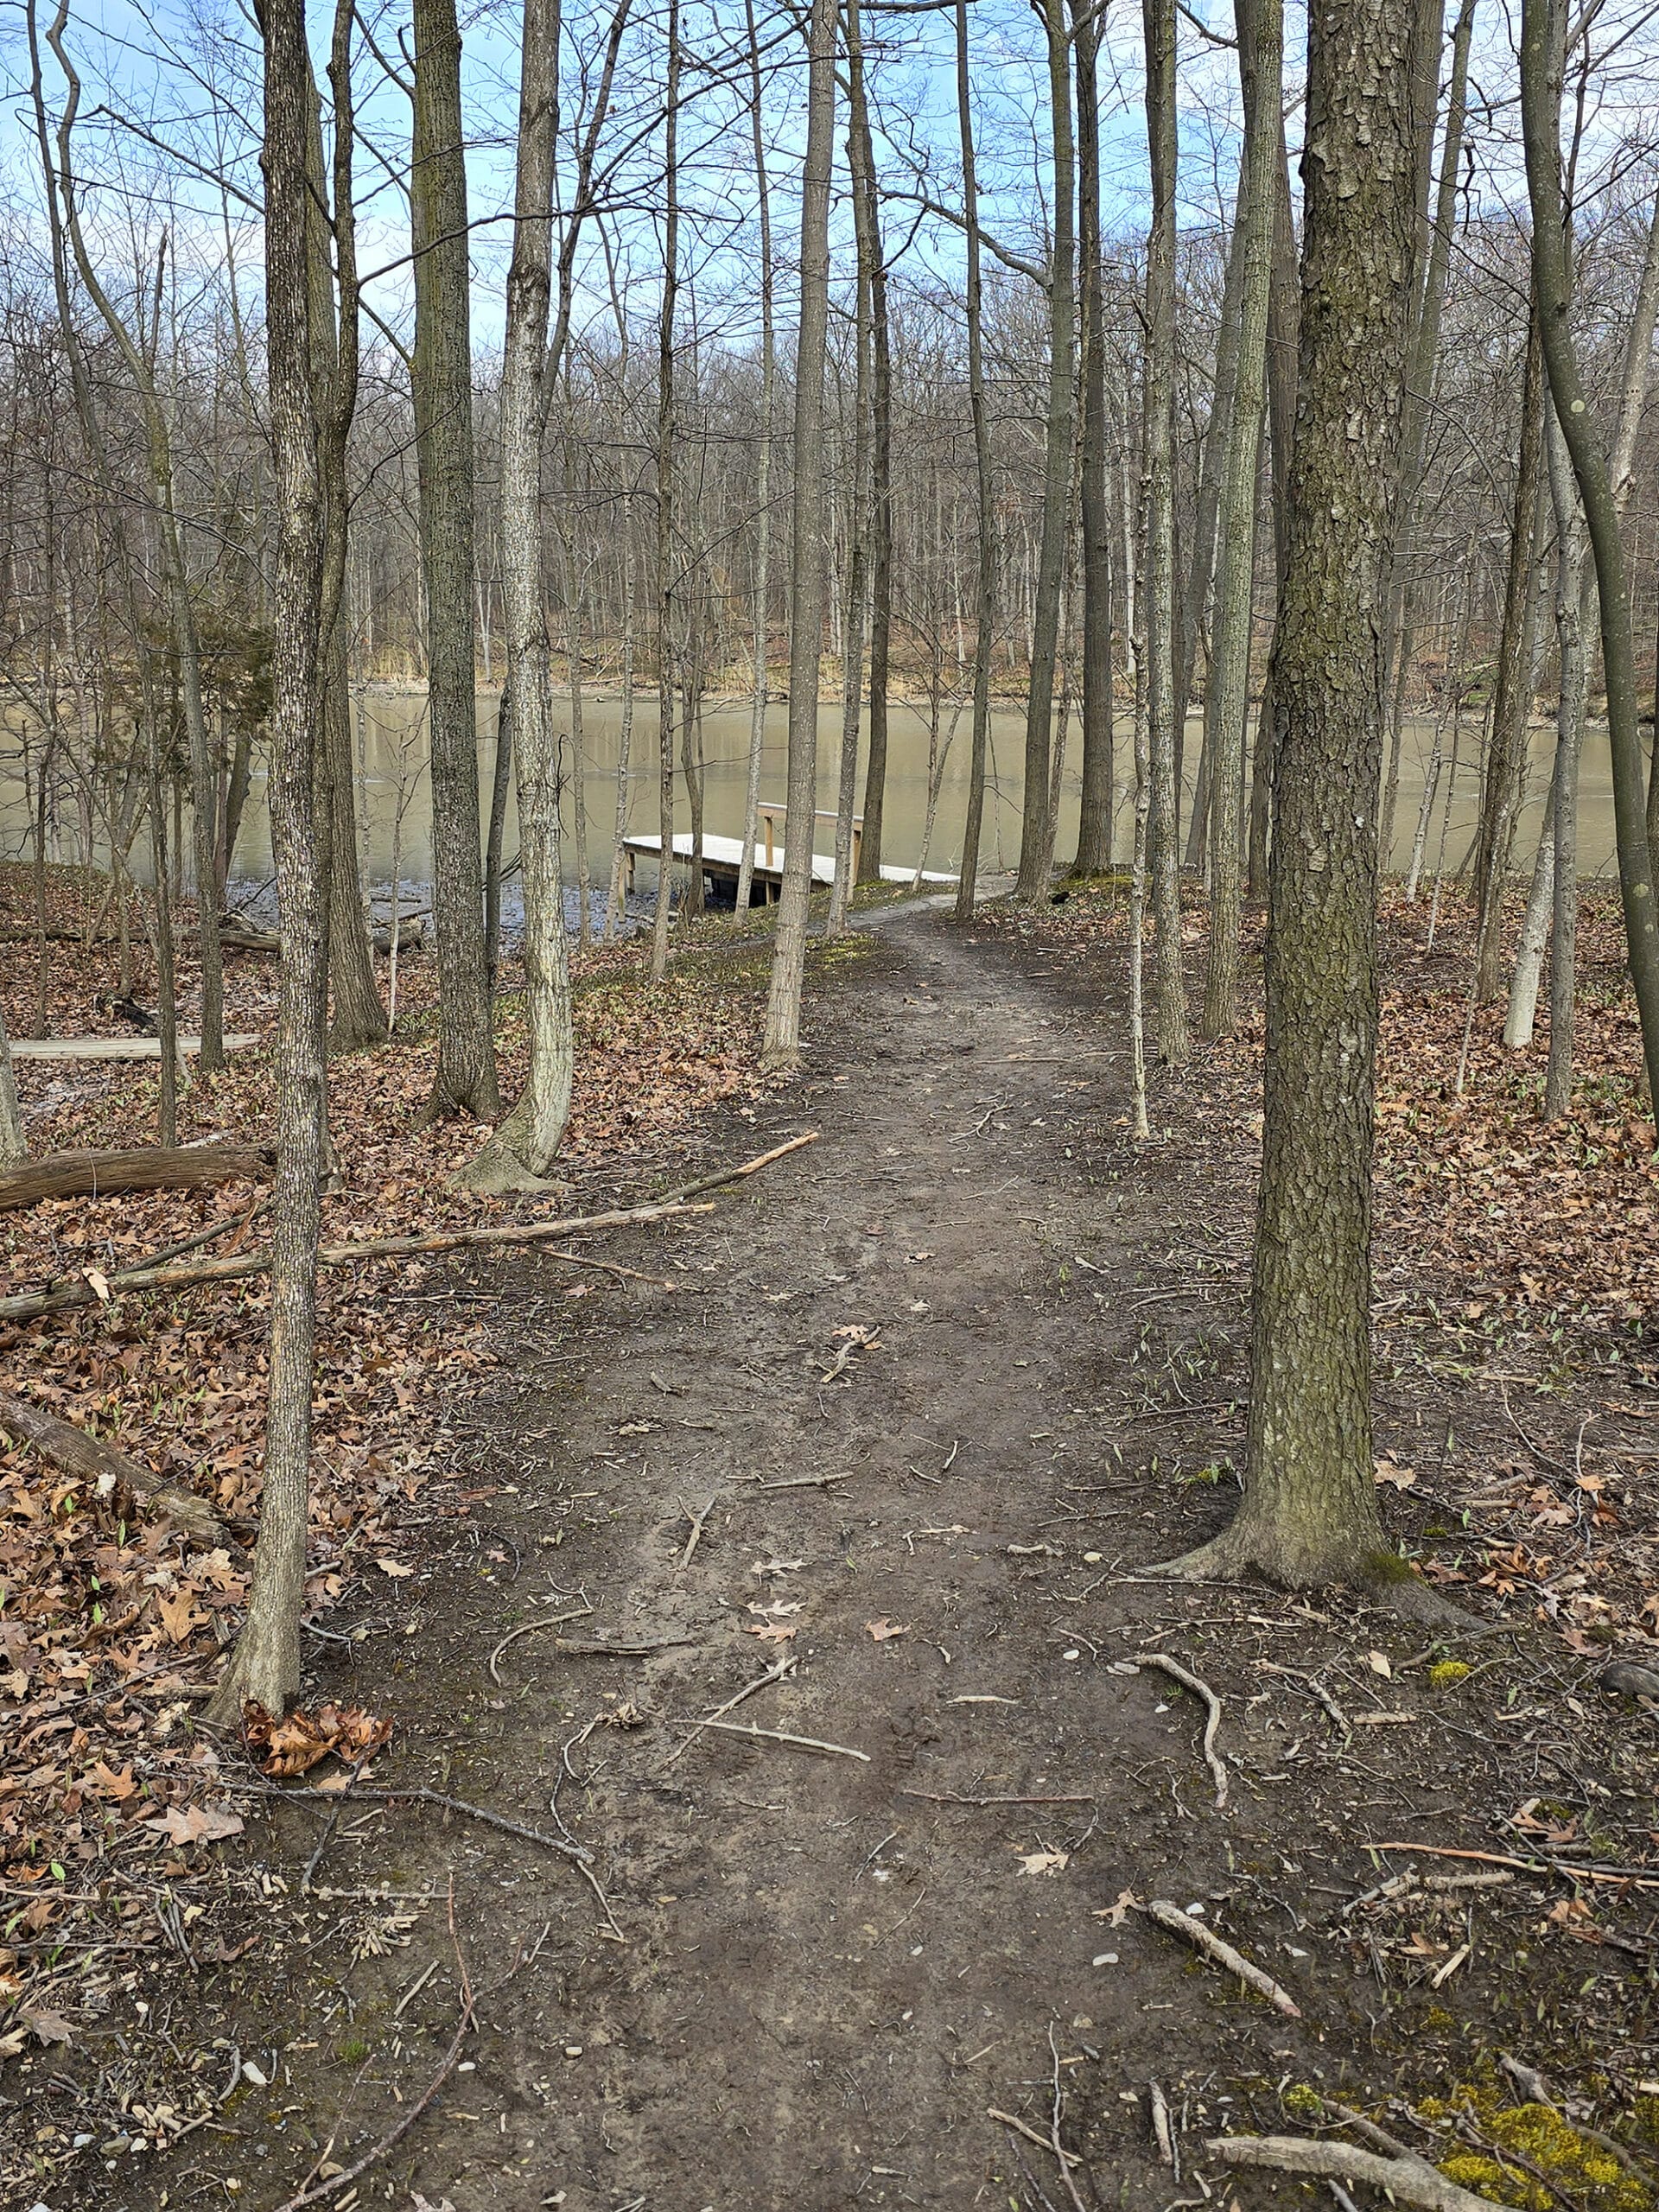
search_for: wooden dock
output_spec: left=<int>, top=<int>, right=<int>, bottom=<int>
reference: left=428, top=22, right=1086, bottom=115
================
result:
left=622, top=806, right=956, bottom=905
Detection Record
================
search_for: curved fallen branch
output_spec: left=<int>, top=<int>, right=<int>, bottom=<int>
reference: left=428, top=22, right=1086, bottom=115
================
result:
left=0, top=1392, right=224, bottom=1546
left=1204, top=2133, right=1507, bottom=2211
left=1144, top=1898, right=1301, bottom=2016
left=1138, top=1651, right=1228, bottom=1807
left=0, top=1132, right=821, bottom=1325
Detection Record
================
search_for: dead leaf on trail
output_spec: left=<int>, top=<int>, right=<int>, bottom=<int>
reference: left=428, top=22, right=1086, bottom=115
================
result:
left=744, top=1622, right=798, bottom=1643
left=1368, top=1650, right=1394, bottom=1679
left=375, top=1557, right=416, bottom=1579
left=1093, top=1888, right=1139, bottom=1925
left=156, top=1588, right=203, bottom=1644
left=244, top=1700, right=393, bottom=1777
left=86, top=1759, right=138, bottom=1800
left=82, top=1267, right=111, bottom=1304
left=144, top=1803, right=245, bottom=1847
left=747, top=1599, right=802, bottom=1618
left=1015, top=1850, right=1070, bottom=1878
left=866, top=1618, right=910, bottom=1643
left=22, top=2006, right=73, bottom=2045
left=750, top=1558, right=804, bottom=1578
left=1375, top=1459, right=1418, bottom=1490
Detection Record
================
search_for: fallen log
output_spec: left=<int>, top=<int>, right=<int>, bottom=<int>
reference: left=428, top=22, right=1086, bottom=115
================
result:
left=1204, top=2133, right=1507, bottom=2212
left=7, top=1034, right=260, bottom=1063
left=0, top=1130, right=820, bottom=1325
left=0, top=1392, right=225, bottom=1546
left=0, top=1144, right=275, bottom=1212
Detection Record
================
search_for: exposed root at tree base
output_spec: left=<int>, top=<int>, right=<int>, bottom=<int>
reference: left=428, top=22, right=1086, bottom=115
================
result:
left=1145, top=1525, right=1479, bottom=1630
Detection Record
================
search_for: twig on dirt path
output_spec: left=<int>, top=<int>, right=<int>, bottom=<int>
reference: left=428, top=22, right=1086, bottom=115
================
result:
left=1364, top=1842, right=1659, bottom=1891
left=679, top=1491, right=720, bottom=1568
left=752, top=1471, right=855, bottom=1492
left=988, top=2108, right=1083, bottom=2171
left=686, top=1718, right=872, bottom=1763
left=659, top=1652, right=796, bottom=1767
left=1143, top=1899, right=1302, bottom=2017
left=1204, top=2133, right=1508, bottom=2211
left=244, top=1777, right=594, bottom=1863
left=1342, top=1869, right=1512, bottom=1918
left=301, top=1746, right=377, bottom=1893
left=1149, top=2081, right=1179, bottom=2175
left=1260, top=1661, right=1351, bottom=1738
left=672, top=1128, right=821, bottom=1198
left=489, top=1604, right=594, bottom=1684
left=1048, top=2024, right=1091, bottom=2212
left=899, top=1789, right=1094, bottom=1808
left=272, top=1990, right=475, bottom=2212
left=543, top=1250, right=678, bottom=1289
left=1138, top=1653, right=1228, bottom=1808
left=556, top=1636, right=702, bottom=1656
left=1003, top=2131, right=1065, bottom=2212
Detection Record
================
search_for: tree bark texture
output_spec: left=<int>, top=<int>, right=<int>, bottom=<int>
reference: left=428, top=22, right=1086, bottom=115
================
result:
left=413, top=0, right=497, bottom=1118
left=1070, top=0, right=1114, bottom=878
left=761, top=0, right=836, bottom=1064
left=1179, top=0, right=1429, bottom=1588
left=209, top=0, right=330, bottom=1721
left=952, top=0, right=995, bottom=923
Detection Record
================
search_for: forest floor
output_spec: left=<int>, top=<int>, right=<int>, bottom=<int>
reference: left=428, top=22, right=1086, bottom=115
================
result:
left=3, top=874, right=1659, bottom=2211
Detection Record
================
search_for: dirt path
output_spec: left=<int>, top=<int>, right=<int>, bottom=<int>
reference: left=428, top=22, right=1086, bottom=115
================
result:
left=126, top=901, right=1654, bottom=2212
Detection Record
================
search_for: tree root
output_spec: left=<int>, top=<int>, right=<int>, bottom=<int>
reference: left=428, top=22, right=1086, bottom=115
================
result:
left=1204, top=2132, right=1507, bottom=2211
left=1145, top=1522, right=1479, bottom=1630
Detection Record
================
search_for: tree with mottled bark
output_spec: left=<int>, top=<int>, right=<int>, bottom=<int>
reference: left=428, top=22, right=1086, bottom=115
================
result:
left=208, top=0, right=329, bottom=1723
left=953, top=0, right=995, bottom=924
left=1200, top=0, right=1281, bottom=1038
left=1013, top=0, right=1076, bottom=901
left=734, top=0, right=775, bottom=919
left=413, top=0, right=497, bottom=1121
left=1069, top=0, right=1114, bottom=879
left=652, top=0, right=683, bottom=986
left=761, top=0, right=836, bottom=1066
left=1521, top=0, right=1659, bottom=1116
left=1161, top=0, right=1431, bottom=1593
left=1142, top=0, right=1189, bottom=1063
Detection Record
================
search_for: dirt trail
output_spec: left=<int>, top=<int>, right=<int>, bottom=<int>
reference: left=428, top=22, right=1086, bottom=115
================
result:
left=128, top=900, right=1651, bottom=2212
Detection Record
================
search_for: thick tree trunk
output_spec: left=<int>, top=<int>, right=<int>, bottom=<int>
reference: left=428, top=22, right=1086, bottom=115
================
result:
left=413, top=0, right=497, bottom=1119
left=952, top=0, right=995, bottom=924
left=761, top=0, right=836, bottom=1065
left=460, top=0, right=574, bottom=1194
left=1522, top=0, right=1659, bottom=1114
left=484, top=684, right=512, bottom=984
left=1166, top=0, right=1429, bottom=1592
left=1246, top=124, right=1300, bottom=898
left=1070, top=0, right=1114, bottom=878
left=1142, top=0, right=1189, bottom=1063
left=208, top=0, right=329, bottom=1723
left=1014, top=0, right=1077, bottom=900
left=1200, top=0, right=1281, bottom=1037
left=830, top=0, right=875, bottom=938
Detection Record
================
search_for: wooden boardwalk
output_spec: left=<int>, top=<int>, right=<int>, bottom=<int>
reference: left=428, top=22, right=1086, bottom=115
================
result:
left=621, top=827, right=956, bottom=903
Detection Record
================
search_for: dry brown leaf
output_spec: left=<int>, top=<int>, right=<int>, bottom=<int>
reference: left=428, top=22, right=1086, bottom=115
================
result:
left=244, top=1700, right=394, bottom=1777
left=744, top=1621, right=798, bottom=1643
left=865, top=1618, right=910, bottom=1643
left=1015, top=1850, right=1070, bottom=1877
left=156, top=1588, right=203, bottom=1644
left=1093, top=1887, right=1139, bottom=1926
left=143, top=1803, right=245, bottom=1846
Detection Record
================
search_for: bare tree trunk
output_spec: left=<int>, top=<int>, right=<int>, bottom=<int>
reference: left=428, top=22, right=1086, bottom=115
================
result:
left=1165, top=0, right=1429, bottom=1591
left=652, top=0, right=682, bottom=984
left=460, top=0, right=575, bottom=1194
left=735, top=0, right=775, bottom=919
left=484, top=683, right=512, bottom=984
left=830, top=0, right=875, bottom=938
left=1070, top=0, right=1114, bottom=878
left=607, top=556, right=637, bottom=937
left=1246, top=124, right=1300, bottom=897
left=1014, top=0, right=1076, bottom=899
left=761, top=0, right=836, bottom=1066
left=208, top=0, right=329, bottom=1723
left=310, top=19, right=385, bottom=1051
left=0, top=1004, right=24, bottom=1166
left=1200, top=0, right=1281, bottom=1037
left=413, top=0, right=498, bottom=1118
left=1142, top=0, right=1189, bottom=1063
left=1471, top=292, right=1546, bottom=997
left=1380, top=0, right=1477, bottom=868
left=854, top=11, right=893, bottom=887
left=1128, top=471, right=1152, bottom=1142
left=953, top=0, right=995, bottom=923
left=1522, top=0, right=1659, bottom=1113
